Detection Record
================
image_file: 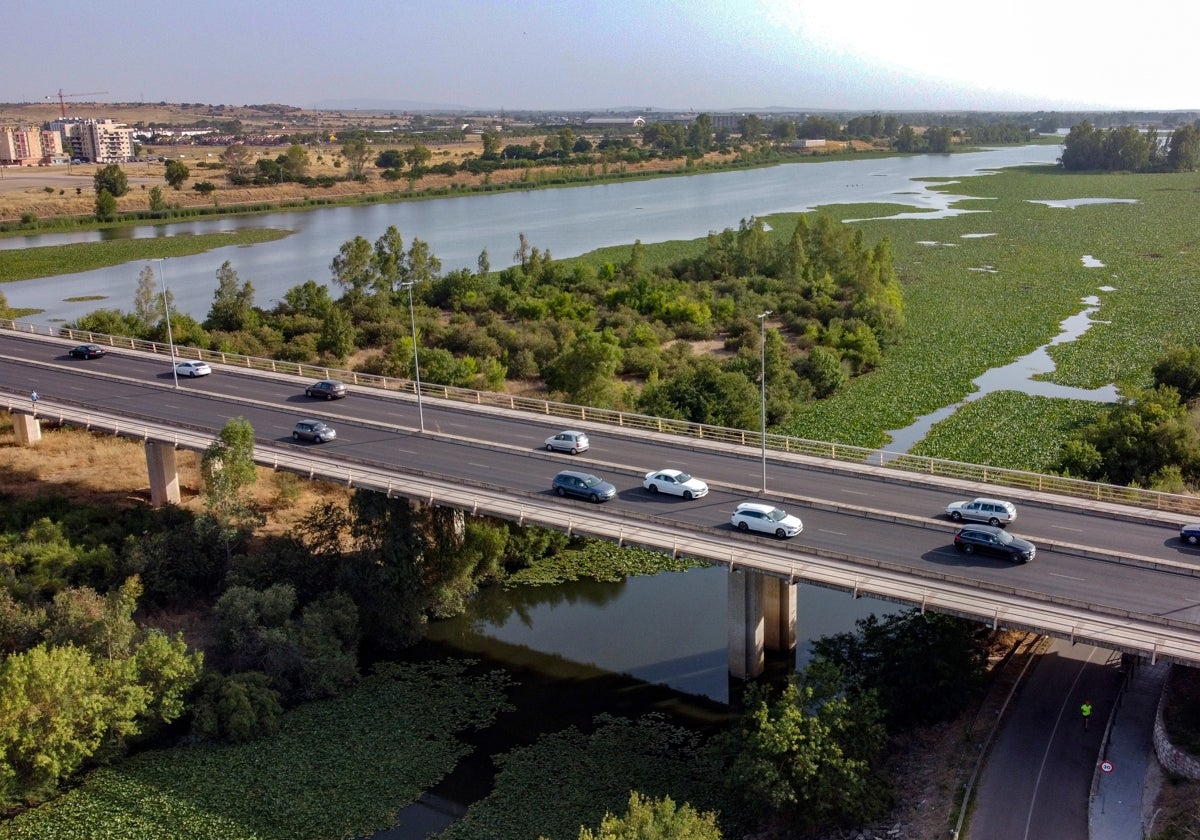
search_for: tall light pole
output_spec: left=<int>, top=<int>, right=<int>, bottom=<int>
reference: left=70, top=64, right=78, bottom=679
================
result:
left=758, top=310, right=772, bottom=492
left=402, top=281, right=425, bottom=432
left=154, top=259, right=179, bottom=389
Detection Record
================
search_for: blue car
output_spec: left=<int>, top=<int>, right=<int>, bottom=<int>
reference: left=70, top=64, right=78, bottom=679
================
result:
left=552, top=470, right=616, bottom=503
left=1180, top=524, right=1200, bottom=546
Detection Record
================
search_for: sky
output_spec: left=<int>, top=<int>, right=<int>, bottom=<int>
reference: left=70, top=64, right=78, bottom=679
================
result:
left=5, top=0, right=1198, bottom=113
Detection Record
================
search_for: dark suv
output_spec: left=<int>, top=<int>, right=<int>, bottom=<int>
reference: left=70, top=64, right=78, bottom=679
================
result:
left=953, top=524, right=1035, bottom=564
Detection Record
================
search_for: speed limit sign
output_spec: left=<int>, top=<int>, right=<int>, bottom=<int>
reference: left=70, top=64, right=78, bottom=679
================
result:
left=1101, top=760, right=1114, bottom=773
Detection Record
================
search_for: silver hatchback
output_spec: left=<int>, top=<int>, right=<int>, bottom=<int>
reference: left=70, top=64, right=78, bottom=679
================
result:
left=292, top=419, right=337, bottom=443
left=545, top=430, right=589, bottom=454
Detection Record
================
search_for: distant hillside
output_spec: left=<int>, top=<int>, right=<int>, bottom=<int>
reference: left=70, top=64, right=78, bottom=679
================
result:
left=310, top=98, right=471, bottom=112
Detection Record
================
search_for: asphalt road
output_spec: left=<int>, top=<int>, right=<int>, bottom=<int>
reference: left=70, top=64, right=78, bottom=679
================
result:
left=4, top=332, right=1200, bottom=632
left=969, top=640, right=1125, bottom=840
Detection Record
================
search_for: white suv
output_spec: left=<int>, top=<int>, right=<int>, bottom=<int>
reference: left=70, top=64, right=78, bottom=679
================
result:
left=945, top=497, right=1017, bottom=526
left=730, top=502, right=803, bottom=538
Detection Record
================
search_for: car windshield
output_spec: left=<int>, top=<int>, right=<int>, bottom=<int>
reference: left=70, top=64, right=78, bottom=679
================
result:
left=994, top=530, right=1014, bottom=544
left=767, top=508, right=788, bottom=522
left=582, top=475, right=601, bottom=487
left=675, top=473, right=693, bottom=482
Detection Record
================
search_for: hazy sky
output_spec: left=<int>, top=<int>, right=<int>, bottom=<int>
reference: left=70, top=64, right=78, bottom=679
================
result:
left=6, top=0, right=1197, bottom=112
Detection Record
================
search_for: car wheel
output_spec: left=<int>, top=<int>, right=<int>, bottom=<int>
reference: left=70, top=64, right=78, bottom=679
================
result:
left=570, top=447, right=578, bottom=455
left=737, top=521, right=749, bottom=532
left=589, top=493, right=600, bottom=503
left=683, top=490, right=693, bottom=500
left=1188, top=535, right=1199, bottom=545
left=190, top=371, right=197, bottom=377
left=962, top=543, right=975, bottom=554
left=546, top=444, right=555, bottom=452
left=292, top=432, right=300, bottom=440
left=326, top=394, right=333, bottom=400
left=775, top=528, right=787, bottom=538
left=555, top=486, right=566, bottom=497
left=988, top=517, right=1000, bottom=526
left=647, top=484, right=658, bottom=494
left=949, top=511, right=962, bottom=521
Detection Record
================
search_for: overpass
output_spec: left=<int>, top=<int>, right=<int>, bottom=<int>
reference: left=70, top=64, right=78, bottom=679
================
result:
left=4, top=324, right=1200, bottom=678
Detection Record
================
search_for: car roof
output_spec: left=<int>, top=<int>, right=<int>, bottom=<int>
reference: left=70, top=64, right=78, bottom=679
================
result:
left=959, top=524, right=1004, bottom=535
left=735, top=502, right=776, bottom=514
left=972, top=497, right=1014, bottom=506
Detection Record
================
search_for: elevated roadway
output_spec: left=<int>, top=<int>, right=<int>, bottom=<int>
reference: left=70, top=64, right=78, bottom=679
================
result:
left=4, top=331, right=1200, bottom=670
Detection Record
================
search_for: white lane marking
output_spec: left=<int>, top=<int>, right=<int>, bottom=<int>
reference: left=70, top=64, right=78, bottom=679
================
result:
left=818, top=528, right=847, bottom=536
left=1049, top=524, right=1084, bottom=533
left=1048, top=572, right=1086, bottom=582
left=841, top=489, right=869, bottom=496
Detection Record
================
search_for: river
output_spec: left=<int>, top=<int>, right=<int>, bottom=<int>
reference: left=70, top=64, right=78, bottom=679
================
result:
left=3, top=144, right=1061, bottom=322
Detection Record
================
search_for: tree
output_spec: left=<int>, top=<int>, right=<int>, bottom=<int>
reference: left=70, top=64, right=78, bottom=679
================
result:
left=1153, top=344, right=1200, bottom=401
left=94, top=189, right=117, bottom=221
left=717, top=671, right=888, bottom=827
left=375, top=149, right=404, bottom=169
left=281, top=143, right=309, bottom=180
left=924, top=125, right=953, bottom=153
left=164, top=159, right=190, bottom=190
left=93, top=164, right=128, bottom=197
left=330, top=235, right=378, bottom=301
left=133, top=263, right=171, bottom=328
left=1167, top=124, right=1200, bottom=172
left=201, top=417, right=260, bottom=527
left=578, top=791, right=721, bottom=840
left=148, top=185, right=166, bottom=211
left=738, top=114, right=765, bottom=143
left=480, top=131, right=502, bottom=158
left=205, top=260, right=257, bottom=332
left=894, top=124, right=919, bottom=152
left=193, top=181, right=217, bottom=196
left=317, top=306, right=356, bottom=360
left=220, top=143, right=255, bottom=183
left=542, top=330, right=623, bottom=407
left=342, top=137, right=371, bottom=180
left=403, top=144, right=432, bottom=171
left=687, top=113, right=714, bottom=153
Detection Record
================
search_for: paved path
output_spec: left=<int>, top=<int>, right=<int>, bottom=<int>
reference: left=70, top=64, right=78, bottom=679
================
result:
left=969, top=641, right=1124, bottom=840
left=1089, top=659, right=1169, bottom=840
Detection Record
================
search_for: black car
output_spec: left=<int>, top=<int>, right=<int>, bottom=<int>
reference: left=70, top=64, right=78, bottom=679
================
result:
left=68, top=343, right=106, bottom=359
left=1181, top=524, right=1200, bottom=546
left=305, top=379, right=347, bottom=400
left=953, top=524, right=1036, bottom=564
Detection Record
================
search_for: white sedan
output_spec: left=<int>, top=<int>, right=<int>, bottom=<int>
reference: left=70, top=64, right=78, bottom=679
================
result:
left=642, top=469, right=708, bottom=499
left=174, top=360, right=212, bottom=377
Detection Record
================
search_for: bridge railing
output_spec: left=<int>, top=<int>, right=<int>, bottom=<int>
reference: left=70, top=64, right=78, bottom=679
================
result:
left=5, top=317, right=1199, bottom=516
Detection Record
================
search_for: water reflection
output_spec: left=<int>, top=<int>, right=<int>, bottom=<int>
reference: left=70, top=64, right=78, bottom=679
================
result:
left=428, top=564, right=895, bottom=704
left=884, top=292, right=1119, bottom=453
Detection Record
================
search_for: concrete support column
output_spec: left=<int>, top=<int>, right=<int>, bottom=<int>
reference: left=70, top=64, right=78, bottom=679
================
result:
left=11, top=413, right=41, bottom=446
left=144, top=441, right=181, bottom=507
left=728, top=568, right=766, bottom=680
left=763, top=576, right=798, bottom=653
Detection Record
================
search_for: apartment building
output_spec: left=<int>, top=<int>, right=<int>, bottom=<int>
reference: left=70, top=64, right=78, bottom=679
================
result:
left=0, top=125, right=63, bottom=165
left=54, top=118, right=134, bottom=163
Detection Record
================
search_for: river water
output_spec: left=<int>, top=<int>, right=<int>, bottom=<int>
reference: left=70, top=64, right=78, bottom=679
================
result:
left=4, top=144, right=1061, bottom=322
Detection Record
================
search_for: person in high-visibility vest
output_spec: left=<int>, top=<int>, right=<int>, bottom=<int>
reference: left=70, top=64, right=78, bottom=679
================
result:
left=1081, top=700, right=1093, bottom=730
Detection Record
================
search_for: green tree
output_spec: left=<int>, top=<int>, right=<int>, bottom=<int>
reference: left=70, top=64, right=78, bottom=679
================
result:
left=193, top=180, right=217, bottom=196
left=205, top=260, right=258, bottom=332
left=1153, top=344, right=1200, bottom=401
left=687, top=113, right=714, bottom=153
left=481, top=131, right=502, bottom=157
left=93, top=164, right=128, bottom=197
left=164, top=159, right=190, bottom=190
left=717, top=671, right=888, bottom=827
left=894, top=124, right=919, bottom=152
left=281, top=143, right=310, bottom=180
left=924, top=125, right=953, bottom=153
left=330, top=235, right=378, bottom=301
left=404, top=143, right=433, bottom=171
left=342, top=137, right=371, bottom=179
left=317, top=306, right=356, bottom=360
left=578, top=791, right=722, bottom=840
left=738, top=114, right=764, bottom=143
left=94, top=188, right=117, bottom=221
left=1167, top=124, right=1200, bottom=172
left=190, top=671, right=282, bottom=743
left=220, top=143, right=255, bottom=183
left=201, top=417, right=261, bottom=532
left=375, top=149, right=404, bottom=169
left=148, top=185, right=166, bottom=210
left=132, top=263, right=170, bottom=328
left=543, top=330, right=623, bottom=407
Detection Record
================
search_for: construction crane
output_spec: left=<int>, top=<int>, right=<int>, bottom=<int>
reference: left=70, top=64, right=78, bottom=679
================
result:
left=45, top=89, right=109, bottom=119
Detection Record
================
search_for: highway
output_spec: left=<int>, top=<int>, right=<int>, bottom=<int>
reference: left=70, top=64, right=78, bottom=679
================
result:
left=4, top=331, right=1200, bottom=660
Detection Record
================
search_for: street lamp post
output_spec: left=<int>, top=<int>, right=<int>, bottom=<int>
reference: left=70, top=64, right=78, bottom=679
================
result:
left=757, top=310, right=772, bottom=492
left=403, top=281, right=425, bottom=432
left=153, top=259, right=179, bottom=389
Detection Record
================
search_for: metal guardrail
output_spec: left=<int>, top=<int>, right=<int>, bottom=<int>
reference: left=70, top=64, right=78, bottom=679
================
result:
left=5, top=317, right=1199, bottom=516
left=7, top=394, right=1200, bottom=665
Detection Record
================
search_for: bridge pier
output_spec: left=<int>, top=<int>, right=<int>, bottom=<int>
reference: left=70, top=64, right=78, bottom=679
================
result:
left=144, top=441, right=181, bottom=507
left=728, top=569, right=798, bottom=679
left=10, top=412, right=41, bottom=445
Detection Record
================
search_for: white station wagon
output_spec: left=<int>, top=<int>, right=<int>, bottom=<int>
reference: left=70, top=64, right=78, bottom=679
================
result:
left=945, top=497, right=1017, bottom=526
left=730, top=502, right=803, bottom=539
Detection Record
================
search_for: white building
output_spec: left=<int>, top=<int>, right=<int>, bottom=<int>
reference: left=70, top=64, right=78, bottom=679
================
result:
left=55, top=118, right=135, bottom=163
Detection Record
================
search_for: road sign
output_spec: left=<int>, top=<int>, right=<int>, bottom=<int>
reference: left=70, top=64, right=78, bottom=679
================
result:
left=1101, top=760, right=1114, bottom=773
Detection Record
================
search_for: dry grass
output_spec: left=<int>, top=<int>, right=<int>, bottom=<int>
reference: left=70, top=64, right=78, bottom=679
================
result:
left=0, top=416, right=349, bottom=538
